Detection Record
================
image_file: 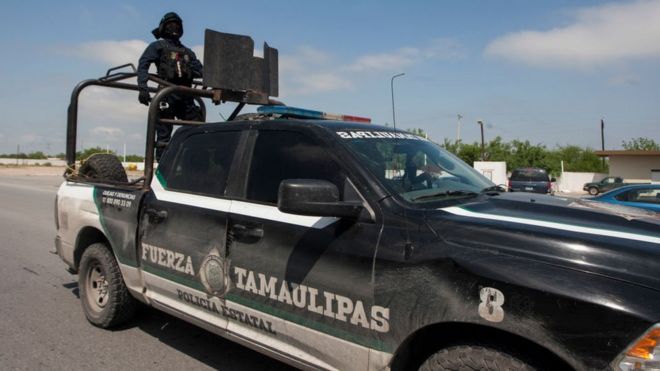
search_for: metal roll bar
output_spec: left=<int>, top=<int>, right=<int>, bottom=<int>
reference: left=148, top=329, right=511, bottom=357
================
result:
left=65, top=63, right=283, bottom=190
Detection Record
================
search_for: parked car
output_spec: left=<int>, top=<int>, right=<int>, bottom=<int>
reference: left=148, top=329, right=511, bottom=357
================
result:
left=583, top=176, right=624, bottom=195
left=508, top=167, right=555, bottom=194
left=591, top=184, right=660, bottom=212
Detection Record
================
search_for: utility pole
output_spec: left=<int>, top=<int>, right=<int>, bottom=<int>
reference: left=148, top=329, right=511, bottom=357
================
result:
left=16, top=144, right=19, bottom=166
left=477, top=119, right=485, bottom=160
left=457, top=114, right=463, bottom=143
left=390, top=73, right=405, bottom=130
left=601, top=118, right=605, bottom=170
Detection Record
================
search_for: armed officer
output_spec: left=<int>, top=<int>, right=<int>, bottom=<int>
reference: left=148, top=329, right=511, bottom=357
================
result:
left=137, top=12, right=203, bottom=160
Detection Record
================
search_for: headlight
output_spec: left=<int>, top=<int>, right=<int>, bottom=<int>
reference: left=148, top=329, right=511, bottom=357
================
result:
left=616, top=324, right=660, bottom=370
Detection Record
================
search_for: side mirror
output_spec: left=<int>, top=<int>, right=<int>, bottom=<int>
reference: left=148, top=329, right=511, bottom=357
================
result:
left=277, top=179, right=363, bottom=219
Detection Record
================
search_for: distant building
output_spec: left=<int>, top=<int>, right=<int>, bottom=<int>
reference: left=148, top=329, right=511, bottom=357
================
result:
left=595, top=150, right=660, bottom=183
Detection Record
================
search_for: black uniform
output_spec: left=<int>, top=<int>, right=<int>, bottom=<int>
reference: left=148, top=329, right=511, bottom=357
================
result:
left=137, top=12, right=203, bottom=160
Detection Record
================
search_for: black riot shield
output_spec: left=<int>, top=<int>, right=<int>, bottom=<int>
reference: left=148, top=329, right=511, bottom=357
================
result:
left=203, top=29, right=278, bottom=97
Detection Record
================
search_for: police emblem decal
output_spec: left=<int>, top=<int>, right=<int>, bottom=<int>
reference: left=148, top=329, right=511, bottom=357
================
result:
left=200, top=255, right=230, bottom=296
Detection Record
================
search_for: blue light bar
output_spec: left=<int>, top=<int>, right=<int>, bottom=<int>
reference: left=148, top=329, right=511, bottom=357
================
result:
left=257, top=105, right=371, bottom=123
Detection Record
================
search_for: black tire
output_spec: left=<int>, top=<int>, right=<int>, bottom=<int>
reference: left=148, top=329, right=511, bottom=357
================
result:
left=419, top=345, right=536, bottom=371
left=78, top=243, right=136, bottom=328
left=588, top=187, right=599, bottom=196
left=79, top=154, right=128, bottom=183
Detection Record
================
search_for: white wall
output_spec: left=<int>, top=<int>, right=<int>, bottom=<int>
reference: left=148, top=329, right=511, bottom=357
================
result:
left=121, top=162, right=146, bottom=171
left=609, top=156, right=660, bottom=182
left=652, top=169, right=660, bottom=184
left=0, top=158, right=67, bottom=166
left=473, top=161, right=507, bottom=187
left=0, top=158, right=146, bottom=171
left=557, top=172, right=607, bottom=193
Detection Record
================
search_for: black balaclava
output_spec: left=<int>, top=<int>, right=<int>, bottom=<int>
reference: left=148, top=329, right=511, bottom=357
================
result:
left=162, top=21, right=182, bottom=40
left=151, top=12, right=184, bottom=40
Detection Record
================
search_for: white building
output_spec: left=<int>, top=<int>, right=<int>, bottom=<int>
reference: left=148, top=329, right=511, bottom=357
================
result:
left=595, top=150, right=660, bottom=183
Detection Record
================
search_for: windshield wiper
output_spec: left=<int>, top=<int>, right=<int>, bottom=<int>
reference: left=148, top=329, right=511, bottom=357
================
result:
left=481, top=185, right=506, bottom=193
left=411, top=190, right=478, bottom=201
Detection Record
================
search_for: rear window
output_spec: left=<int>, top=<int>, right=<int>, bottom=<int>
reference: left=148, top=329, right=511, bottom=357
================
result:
left=510, top=169, right=549, bottom=182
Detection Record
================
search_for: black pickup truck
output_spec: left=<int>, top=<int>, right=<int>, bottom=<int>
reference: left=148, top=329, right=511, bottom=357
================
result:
left=54, top=31, right=660, bottom=371
left=584, top=176, right=626, bottom=195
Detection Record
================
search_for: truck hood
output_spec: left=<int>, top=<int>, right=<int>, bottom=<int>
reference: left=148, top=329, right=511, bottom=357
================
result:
left=427, top=192, right=660, bottom=291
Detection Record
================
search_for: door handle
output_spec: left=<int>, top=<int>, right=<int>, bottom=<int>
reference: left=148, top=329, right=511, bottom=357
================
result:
left=145, top=208, right=168, bottom=223
left=231, top=223, right=264, bottom=243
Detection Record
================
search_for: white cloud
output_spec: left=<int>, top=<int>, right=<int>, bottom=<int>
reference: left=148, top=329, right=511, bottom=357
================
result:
left=279, top=47, right=353, bottom=95
left=79, top=86, right=145, bottom=122
left=349, top=48, right=418, bottom=72
left=485, top=0, right=660, bottom=68
left=609, top=73, right=641, bottom=86
left=68, top=38, right=459, bottom=97
left=348, top=38, right=464, bottom=72
left=21, top=133, right=48, bottom=144
left=91, top=127, right=125, bottom=137
left=119, top=4, right=140, bottom=19
left=289, top=73, right=353, bottom=95
left=129, top=133, right=143, bottom=140
left=72, top=40, right=148, bottom=66
left=70, top=39, right=204, bottom=67
left=191, top=45, right=204, bottom=59
left=279, top=40, right=463, bottom=96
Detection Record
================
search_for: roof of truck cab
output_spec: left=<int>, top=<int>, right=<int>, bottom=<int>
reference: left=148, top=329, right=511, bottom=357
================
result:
left=200, top=118, right=395, bottom=132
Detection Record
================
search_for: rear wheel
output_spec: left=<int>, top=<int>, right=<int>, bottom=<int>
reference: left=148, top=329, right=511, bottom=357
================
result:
left=78, top=243, right=136, bottom=328
left=588, top=187, right=599, bottom=196
left=419, top=345, right=536, bottom=371
left=79, top=154, right=128, bottom=183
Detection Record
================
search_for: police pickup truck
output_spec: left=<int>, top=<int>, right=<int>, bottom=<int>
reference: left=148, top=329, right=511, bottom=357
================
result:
left=55, top=31, right=660, bottom=371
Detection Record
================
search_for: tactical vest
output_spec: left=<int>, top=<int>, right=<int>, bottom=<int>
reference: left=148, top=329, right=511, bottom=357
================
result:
left=157, top=40, right=195, bottom=85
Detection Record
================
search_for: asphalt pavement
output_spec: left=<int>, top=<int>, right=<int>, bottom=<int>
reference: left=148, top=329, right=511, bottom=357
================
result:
left=0, top=173, right=294, bottom=371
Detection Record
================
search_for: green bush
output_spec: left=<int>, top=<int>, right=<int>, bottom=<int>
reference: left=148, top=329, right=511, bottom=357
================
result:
left=438, top=136, right=607, bottom=175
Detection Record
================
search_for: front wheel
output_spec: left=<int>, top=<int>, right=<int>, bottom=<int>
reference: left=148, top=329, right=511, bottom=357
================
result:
left=419, top=345, right=536, bottom=371
left=588, top=187, right=599, bottom=196
left=78, top=243, right=136, bottom=328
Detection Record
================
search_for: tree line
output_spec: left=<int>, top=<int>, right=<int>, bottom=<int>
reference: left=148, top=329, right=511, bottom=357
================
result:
left=2, top=136, right=657, bottom=174
left=407, top=128, right=657, bottom=176
left=0, top=147, right=145, bottom=162
left=439, top=137, right=606, bottom=176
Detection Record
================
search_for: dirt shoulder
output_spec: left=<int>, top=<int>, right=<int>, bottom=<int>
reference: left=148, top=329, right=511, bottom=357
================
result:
left=0, top=165, right=66, bottom=176
left=0, top=165, right=142, bottom=178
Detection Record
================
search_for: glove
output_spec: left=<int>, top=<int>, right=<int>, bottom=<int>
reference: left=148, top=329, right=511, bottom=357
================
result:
left=138, top=90, right=151, bottom=106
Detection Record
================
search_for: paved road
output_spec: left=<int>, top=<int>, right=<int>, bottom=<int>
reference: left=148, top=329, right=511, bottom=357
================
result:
left=0, top=174, right=294, bottom=371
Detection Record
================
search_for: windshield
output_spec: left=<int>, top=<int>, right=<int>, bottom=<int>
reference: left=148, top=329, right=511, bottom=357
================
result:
left=510, top=168, right=549, bottom=182
left=336, top=130, right=493, bottom=204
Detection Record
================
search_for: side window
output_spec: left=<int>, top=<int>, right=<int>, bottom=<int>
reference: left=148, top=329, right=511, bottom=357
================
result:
left=166, top=131, right=240, bottom=197
left=614, top=191, right=631, bottom=202
left=629, top=189, right=660, bottom=204
left=246, top=131, right=345, bottom=204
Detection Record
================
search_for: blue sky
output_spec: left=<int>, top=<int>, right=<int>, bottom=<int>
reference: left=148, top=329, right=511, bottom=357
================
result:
left=1, top=0, right=659, bottom=155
